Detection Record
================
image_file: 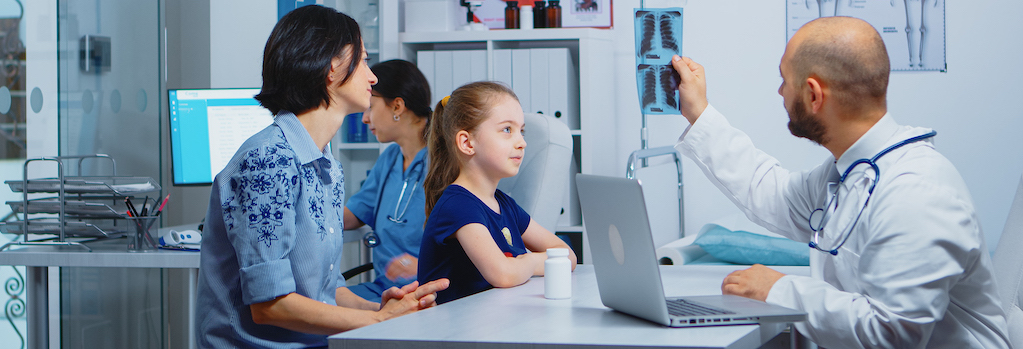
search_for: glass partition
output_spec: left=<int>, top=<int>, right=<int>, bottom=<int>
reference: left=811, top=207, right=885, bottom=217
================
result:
left=0, top=1, right=28, bottom=347
left=56, top=1, right=164, bottom=348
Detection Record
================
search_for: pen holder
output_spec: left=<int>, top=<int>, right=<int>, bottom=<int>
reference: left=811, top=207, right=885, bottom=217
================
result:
left=127, top=216, right=159, bottom=252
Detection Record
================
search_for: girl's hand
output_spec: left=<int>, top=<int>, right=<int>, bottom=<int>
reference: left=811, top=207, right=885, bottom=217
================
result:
left=385, top=253, right=418, bottom=281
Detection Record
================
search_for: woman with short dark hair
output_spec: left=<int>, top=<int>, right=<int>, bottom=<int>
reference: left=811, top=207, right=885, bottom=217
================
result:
left=195, top=6, right=447, bottom=348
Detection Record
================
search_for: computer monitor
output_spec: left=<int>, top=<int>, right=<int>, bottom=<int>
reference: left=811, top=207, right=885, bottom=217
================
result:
left=168, top=88, right=274, bottom=186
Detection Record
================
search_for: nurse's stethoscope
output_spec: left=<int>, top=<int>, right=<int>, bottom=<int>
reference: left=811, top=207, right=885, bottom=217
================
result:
left=363, top=157, right=425, bottom=248
left=387, top=158, right=424, bottom=224
left=807, top=130, right=937, bottom=256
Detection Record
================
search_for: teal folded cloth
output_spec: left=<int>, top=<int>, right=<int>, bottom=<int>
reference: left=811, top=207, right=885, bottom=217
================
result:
left=693, top=225, right=810, bottom=266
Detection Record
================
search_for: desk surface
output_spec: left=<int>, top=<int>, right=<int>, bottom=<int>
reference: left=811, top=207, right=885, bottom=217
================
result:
left=329, top=264, right=810, bottom=349
left=0, top=238, right=200, bottom=268
left=0, top=223, right=369, bottom=269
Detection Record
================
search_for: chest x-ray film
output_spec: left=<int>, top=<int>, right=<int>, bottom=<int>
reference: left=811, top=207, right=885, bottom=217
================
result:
left=635, top=8, right=683, bottom=115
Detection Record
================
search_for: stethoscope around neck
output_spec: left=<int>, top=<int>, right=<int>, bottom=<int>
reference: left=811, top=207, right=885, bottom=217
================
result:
left=385, top=157, right=424, bottom=224
left=363, top=155, right=425, bottom=248
left=807, top=130, right=937, bottom=256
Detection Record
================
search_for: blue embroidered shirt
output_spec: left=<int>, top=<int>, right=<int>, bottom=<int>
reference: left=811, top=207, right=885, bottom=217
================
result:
left=196, top=111, right=346, bottom=348
left=418, top=185, right=531, bottom=304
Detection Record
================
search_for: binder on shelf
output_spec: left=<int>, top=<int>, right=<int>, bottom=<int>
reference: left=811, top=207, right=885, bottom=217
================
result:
left=469, top=50, right=488, bottom=82
left=451, top=51, right=473, bottom=92
left=416, top=50, right=437, bottom=105
left=433, top=51, right=455, bottom=106
left=547, top=48, right=579, bottom=130
left=493, top=49, right=514, bottom=88
left=529, top=49, right=550, bottom=116
left=511, top=49, right=532, bottom=114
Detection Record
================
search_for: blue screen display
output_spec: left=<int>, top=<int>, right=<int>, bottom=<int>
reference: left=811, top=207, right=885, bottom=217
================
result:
left=168, top=88, right=274, bottom=185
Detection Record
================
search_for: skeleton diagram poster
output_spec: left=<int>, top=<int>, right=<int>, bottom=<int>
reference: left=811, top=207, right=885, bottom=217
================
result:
left=635, top=8, right=683, bottom=115
left=787, top=0, right=947, bottom=72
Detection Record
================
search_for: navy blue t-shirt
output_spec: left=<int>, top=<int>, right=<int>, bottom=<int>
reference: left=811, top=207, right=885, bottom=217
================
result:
left=418, top=184, right=531, bottom=304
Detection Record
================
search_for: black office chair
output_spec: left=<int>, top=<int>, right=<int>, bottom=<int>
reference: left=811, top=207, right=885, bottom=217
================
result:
left=342, top=263, right=374, bottom=280
left=342, top=230, right=378, bottom=281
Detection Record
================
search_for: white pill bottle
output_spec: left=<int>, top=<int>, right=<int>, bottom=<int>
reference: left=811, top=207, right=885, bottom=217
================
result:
left=544, top=248, right=572, bottom=299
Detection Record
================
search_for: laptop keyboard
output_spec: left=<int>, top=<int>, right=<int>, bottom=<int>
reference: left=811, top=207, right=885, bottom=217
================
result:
left=666, top=299, right=735, bottom=317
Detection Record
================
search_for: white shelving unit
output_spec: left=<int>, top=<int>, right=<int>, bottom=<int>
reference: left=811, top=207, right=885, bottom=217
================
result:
left=397, top=28, right=617, bottom=262
left=334, top=2, right=617, bottom=261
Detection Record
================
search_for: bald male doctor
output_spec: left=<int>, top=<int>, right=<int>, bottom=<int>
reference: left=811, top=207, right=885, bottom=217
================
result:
left=670, top=17, right=1009, bottom=348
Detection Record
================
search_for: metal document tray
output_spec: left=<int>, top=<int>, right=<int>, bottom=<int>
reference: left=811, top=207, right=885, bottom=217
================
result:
left=0, top=220, right=127, bottom=237
left=5, top=176, right=160, bottom=195
left=7, top=198, right=130, bottom=218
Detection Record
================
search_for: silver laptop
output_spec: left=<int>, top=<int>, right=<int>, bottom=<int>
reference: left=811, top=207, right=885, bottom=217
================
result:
left=576, top=174, right=806, bottom=327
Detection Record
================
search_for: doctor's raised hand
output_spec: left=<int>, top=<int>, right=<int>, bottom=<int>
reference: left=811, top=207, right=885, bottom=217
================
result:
left=670, top=55, right=708, bottom=124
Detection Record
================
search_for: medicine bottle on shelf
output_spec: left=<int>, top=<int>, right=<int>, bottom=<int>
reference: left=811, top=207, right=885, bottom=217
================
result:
left=520, top=2, right=534, bottom=30
left=533, top=1, right=547, bottom=29
left=546, top=0, right=561, bottom=28
left=505, top=1, right=519, bottom=29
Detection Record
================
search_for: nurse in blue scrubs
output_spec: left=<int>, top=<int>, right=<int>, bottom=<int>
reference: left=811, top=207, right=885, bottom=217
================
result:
left=343, top=59, right=433, bottom=302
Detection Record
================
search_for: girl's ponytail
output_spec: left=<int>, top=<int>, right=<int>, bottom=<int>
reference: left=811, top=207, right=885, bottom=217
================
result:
left=424, top=98, right=456, bottom=218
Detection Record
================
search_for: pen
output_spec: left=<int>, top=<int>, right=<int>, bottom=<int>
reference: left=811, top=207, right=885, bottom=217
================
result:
left=141, top=196, right=150, bottom=216
left=125, top=197, right=139, bottom=217
left=155, top=194, right=171, bottom=216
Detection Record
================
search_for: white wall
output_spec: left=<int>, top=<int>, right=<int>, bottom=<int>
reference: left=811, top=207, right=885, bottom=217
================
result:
left=210, top=0, right=275, bottom=88
left=609, top=0, right=1023, bottom=254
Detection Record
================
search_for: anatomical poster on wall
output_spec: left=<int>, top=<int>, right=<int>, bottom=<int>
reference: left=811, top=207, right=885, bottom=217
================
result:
left=634, top=8, right=683, bottom=115
left=787, top=0, right=946, bottom=72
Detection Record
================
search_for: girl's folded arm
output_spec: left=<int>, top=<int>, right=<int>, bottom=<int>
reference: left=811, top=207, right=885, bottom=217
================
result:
left=521, top=219, right=577, bottom=274
left=456, top=223, right=544, bottom=287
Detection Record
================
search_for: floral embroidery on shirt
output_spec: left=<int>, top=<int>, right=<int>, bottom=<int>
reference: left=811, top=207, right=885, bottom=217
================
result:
left=303, top=165, right=328, bottom=241
left=222, top=195, right=237, bottom=230
left=222, top=139, right=297, bottom=248
left=308, top=195, right=326, bottom=241
left=331, top=182, right=344, bottom=210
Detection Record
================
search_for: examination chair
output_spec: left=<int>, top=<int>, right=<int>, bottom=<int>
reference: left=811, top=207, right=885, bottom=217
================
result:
left=497, top=112, right=573, bottom=231
left=993, top=172, right=1023, bottom=347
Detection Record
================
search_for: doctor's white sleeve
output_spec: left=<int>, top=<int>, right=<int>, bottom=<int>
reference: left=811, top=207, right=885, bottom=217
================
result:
left=674, top=105, right=825, bottom=242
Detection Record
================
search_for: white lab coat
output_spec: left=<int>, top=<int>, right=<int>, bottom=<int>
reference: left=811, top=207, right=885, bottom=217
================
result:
left=675, top=105, right=1010, bottom=349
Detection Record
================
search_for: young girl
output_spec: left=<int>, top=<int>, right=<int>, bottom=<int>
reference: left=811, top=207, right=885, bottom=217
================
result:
left=418, top=81, right=577, bottom=304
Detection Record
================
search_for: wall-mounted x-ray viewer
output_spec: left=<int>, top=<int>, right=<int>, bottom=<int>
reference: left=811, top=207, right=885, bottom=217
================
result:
left=80, top=35, right=111, bottom=73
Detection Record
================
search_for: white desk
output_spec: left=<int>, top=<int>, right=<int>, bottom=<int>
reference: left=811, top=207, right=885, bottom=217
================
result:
left=329, top=264, right=810, bottom=348
left=0, top=223, right=368, bottom=349
left=0, top=235, right=200, bottom=349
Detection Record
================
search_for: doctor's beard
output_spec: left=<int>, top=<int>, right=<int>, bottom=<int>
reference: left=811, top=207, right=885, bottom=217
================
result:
left=786, top=93, right=828, bottom=145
